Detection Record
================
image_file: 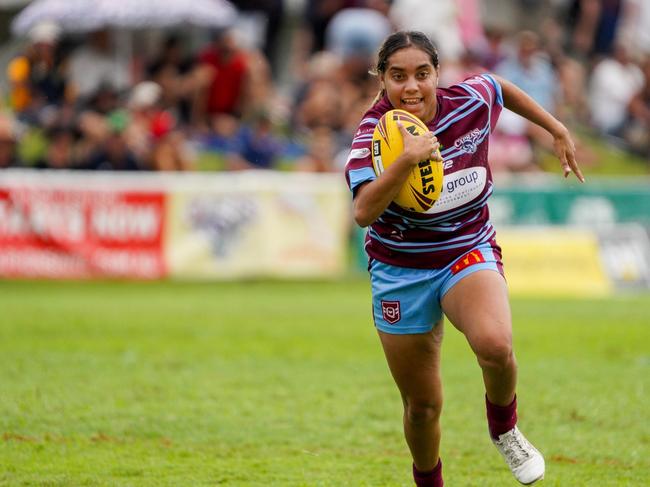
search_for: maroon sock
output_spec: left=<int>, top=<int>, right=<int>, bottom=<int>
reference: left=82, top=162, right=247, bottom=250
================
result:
left=486, top=394, right=518, bottom=440
left=413, top=459, right=443, bottom=487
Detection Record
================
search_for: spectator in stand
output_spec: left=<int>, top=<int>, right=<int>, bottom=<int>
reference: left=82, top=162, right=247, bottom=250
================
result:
left=124, top=81, right=162, bottom=165
left=540, top=15, right=591, bottom=125
left=303, top=0, right=351, bottom=53
left=6, top=21, right=68, bottom=123
left=618, top=0, right=650, bottom=58
left=325, top=0, right=392, bottom=106
left=33, top=126, right=79, bottom=170
left=149, top=110, right=194, bottom=171
left=588, top=41, right=643, bottom=136
left=242, top=48, right=283, bottom=123
left=124, top=81, right=194, bottom=171
left=496, top=31, right=559, bottom=114
left=291, top=51, right=343, bottom=144
left=480, top=26, right=508, bottom=71
left=230, top=0, right=285, bottom=75
left=565, top=0, right=625, bottom=60
left=224, top=110, right=285, bottom=170
left=80, top=111, right=144, bottom=171
left=86, top=84, right=121, bottom=116
left=293, top=74, right=344, bottom=135
left=442, top=47, right=487, bottom=86
left=290, top=0, right=340, bottom=84
left=490, top=31, right=560, bottom=174
left=0, top=115, right=21, bottom=168
left=196, top=28, right=250, bottom=125
left=295, top=125, right=344, bottom=173
left=147, top=35, right=199, bottom=126
left=68, top=29, right=131, bottom=104
left=325, top=0, right=393, bottom=67
left=623, top=56, right=650, bottom=158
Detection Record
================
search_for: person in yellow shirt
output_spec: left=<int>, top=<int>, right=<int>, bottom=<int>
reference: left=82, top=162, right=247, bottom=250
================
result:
left=6, top=21, right=66, bottom=116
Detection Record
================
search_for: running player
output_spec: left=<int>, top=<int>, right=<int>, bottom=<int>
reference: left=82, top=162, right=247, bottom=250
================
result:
left=345, top=31, right=584, bottom=486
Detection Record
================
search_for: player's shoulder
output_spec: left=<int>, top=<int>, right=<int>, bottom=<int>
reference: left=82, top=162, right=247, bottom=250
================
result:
left=448, top=73, right=500, bottom=93
left=361, top=96, right=392, bottom=124
left=441, top=74, right=503, bottom=107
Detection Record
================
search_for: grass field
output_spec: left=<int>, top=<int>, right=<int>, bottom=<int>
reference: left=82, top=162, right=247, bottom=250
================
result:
left=0, top=280, right=648, bottom=486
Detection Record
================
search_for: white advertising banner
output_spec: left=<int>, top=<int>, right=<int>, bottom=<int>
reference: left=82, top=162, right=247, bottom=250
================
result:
left=165, top=171, right=351, bottom=278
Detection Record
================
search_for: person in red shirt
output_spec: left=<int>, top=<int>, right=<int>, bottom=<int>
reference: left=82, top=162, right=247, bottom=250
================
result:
left=196, top=28, right=249, bottom=122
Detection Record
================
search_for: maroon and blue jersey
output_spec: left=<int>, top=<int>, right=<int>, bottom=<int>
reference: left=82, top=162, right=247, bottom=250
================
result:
left=345, top=74, right=504, bottom=269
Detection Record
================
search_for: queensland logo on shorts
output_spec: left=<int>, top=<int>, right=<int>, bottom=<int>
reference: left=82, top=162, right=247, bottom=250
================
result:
left=381, top=300, right=401, bottom=324
left=453, top=128, right=482, bottom=154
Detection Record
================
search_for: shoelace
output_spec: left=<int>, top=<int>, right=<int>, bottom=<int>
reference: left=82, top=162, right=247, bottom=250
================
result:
left=500, top=432, right=532, bottom=467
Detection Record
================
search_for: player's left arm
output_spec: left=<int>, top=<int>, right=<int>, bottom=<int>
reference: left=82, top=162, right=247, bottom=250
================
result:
left=491, top=74, right=585, bottom=182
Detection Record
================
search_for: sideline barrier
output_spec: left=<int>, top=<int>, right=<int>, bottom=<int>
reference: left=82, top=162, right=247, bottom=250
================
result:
left=497, top=227, right=612, bottom=297
left=2, top=170, right=649, bottom=293
left=0, top=169, right=350, bottom=279
left=488, top=175, right=650, bottom=227
left=491, top=176, right=650, bottom=294
left=352, top=176, right=650, bottom=296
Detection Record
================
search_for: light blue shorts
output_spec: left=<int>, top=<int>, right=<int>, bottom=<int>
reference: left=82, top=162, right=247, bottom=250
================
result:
left=369, top=242, right=504, bottom=334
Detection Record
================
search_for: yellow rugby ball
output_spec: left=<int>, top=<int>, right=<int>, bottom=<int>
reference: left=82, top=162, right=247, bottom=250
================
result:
left=372, top=109, right=444, bottom=212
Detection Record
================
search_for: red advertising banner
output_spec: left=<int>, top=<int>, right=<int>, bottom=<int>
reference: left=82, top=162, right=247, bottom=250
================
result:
left=0, top=186, right=166, bottom=279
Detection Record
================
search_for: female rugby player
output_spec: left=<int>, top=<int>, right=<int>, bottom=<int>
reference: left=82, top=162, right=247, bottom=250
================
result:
left=344, top=31, right=584, bottom=486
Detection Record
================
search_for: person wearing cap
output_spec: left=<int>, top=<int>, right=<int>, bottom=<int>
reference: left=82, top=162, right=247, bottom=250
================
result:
left=125, top=81, right=193, bottom=171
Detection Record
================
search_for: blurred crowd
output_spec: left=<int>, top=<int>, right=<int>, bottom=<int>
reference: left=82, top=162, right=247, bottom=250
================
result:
left=1, top=0, right=650, bottom=174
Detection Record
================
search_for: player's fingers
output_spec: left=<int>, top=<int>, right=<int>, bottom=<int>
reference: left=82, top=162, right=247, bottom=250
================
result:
left=561, top=146, right=585, bottom=182
left=562, top=160, right=571, bottom=178
left=568, top=157, right=585, bottom=183
left=557, top=148, right=570, bottom=176
left=431, top=143, right=443, bottom=162
left=563, top=145, right=584, bottom=181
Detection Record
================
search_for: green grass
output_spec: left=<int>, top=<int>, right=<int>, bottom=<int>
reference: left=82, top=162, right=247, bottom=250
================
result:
left=0, top=280, right=648, bottom=486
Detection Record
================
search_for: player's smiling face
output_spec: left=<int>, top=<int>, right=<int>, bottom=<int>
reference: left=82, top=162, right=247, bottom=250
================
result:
left=381, top=46, right=438, bottom=123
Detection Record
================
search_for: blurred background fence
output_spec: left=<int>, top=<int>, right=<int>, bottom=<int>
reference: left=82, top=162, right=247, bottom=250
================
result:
left=0, top=0, right=648, bottom=296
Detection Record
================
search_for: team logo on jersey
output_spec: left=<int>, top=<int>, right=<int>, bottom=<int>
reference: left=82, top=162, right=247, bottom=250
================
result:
left=451, top=250, right=486, bottom=275
left=381, top=300, right=401, bottom=324
left=453, top=128, right=482, bottom=154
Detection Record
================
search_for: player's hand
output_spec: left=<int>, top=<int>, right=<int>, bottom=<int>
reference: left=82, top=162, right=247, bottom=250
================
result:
left=398, top=122, right=442, bottom=165
left=553, top=126, right=585, bottom=182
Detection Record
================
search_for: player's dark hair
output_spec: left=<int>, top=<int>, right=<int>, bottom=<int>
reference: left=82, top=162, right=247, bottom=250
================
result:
left=370, top=31, right=440, bottom=105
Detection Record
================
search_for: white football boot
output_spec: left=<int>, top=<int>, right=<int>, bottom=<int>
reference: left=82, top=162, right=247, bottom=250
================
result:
left=492, top=426, right=545, bottom=485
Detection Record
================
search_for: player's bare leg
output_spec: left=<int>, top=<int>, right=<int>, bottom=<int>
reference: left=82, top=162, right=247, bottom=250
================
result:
left=441, top=270, right=516, bottom=406
left=442, top=270, right=544, bottom=485
left=378, top=323, right=444, bottom=484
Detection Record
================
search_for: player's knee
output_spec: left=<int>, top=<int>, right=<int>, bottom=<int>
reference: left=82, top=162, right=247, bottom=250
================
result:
left=475, top=338, right=514, bottom=371
left=405, top=397, right=442, bottom=426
